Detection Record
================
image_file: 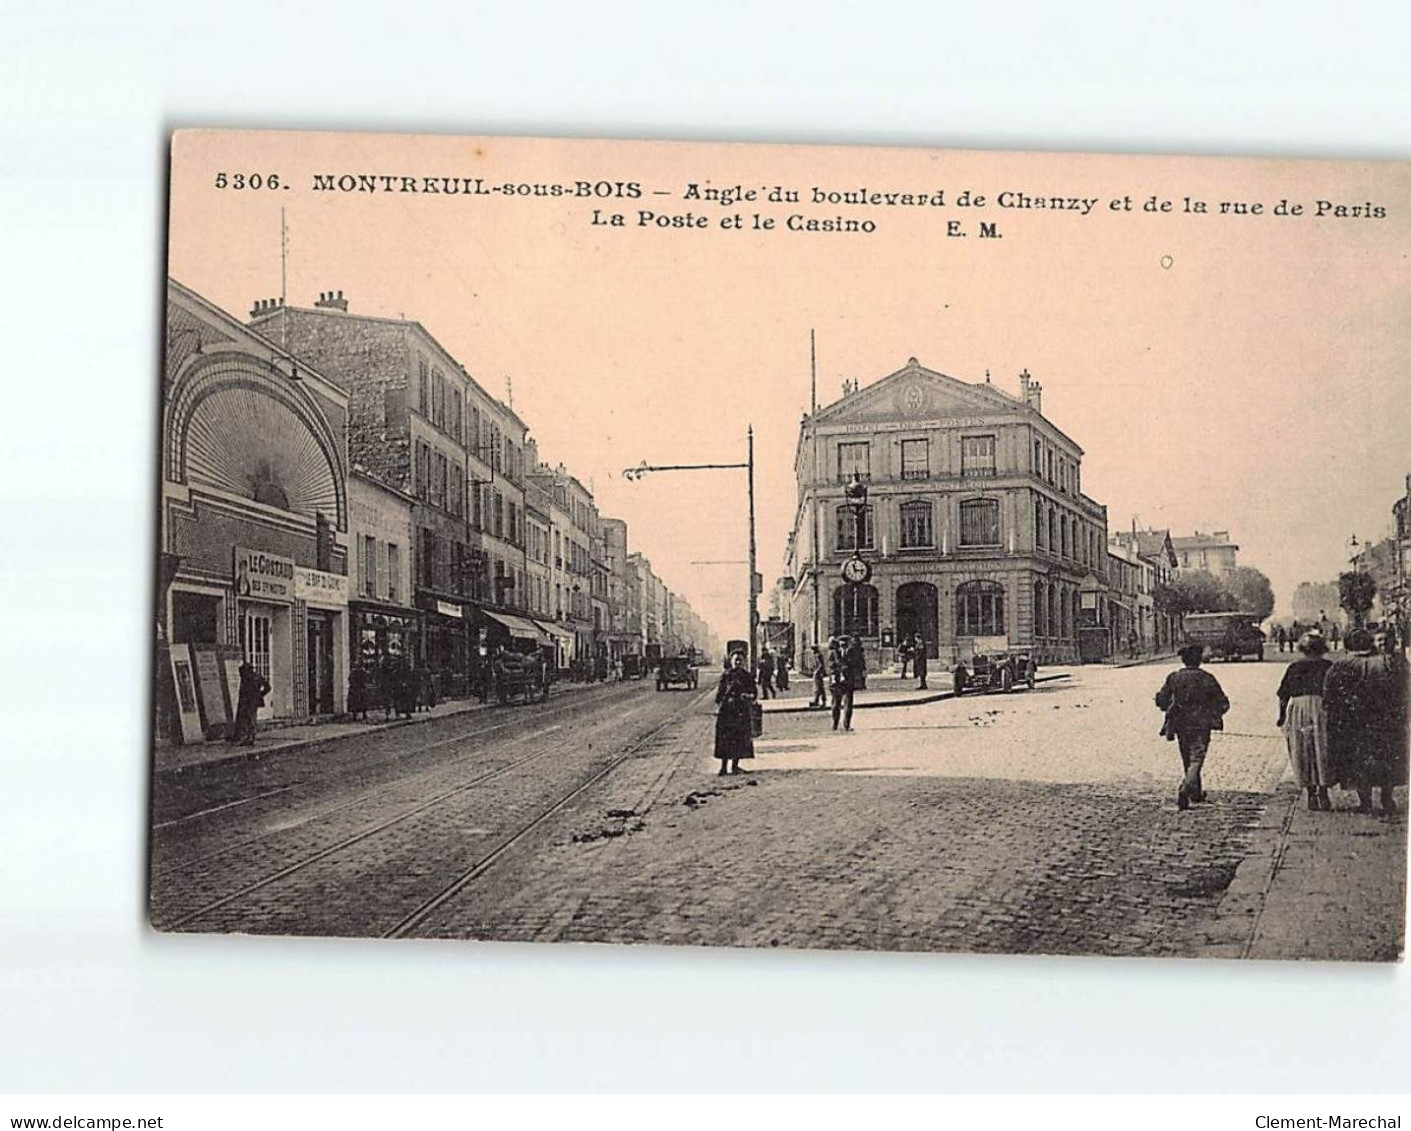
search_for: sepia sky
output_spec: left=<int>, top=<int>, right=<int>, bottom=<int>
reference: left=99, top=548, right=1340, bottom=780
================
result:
left=168, top=130, right=1411, bottom=638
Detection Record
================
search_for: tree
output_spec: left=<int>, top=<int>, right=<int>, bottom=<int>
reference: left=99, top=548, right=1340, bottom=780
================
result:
left=1338, top=570, right=1377, bottom=628
left=1155, top=571, right=1238, bottom=619
left=1225, top=566, right=1275, bottom=621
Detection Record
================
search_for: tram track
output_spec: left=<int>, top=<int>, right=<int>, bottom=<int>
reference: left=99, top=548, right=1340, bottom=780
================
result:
left=153, top=688, right=701, bottom=935
left=150, top=682, right=642, bottom=878
left=385, top=693, right=709, bottom=939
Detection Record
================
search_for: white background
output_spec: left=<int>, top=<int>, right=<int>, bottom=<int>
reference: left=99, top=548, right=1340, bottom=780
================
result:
left=1, top=0, right=1408, bottom=1094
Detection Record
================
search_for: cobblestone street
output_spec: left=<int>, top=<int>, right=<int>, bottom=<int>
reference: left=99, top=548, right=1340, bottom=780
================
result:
left=150, top=658, right=1406, bottom=959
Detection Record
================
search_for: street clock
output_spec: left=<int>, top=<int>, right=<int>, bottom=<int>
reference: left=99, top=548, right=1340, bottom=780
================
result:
left=841, top=555, right=872, bottom=584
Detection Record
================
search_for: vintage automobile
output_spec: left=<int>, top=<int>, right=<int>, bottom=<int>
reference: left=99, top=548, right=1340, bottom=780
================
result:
left=1181, top=612, right=1265, bottom=661
left=492, top=645, right=549, bottom=704
left=656, top=654, right=699, bottom=691
left=953, top=648, right=1038, bottom=695
left=620, top=654, right=646, bottom=680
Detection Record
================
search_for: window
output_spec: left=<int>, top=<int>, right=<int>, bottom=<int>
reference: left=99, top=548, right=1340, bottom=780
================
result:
left=837, top=441, right=870, bottom=483
left=1047, top=449, right=1054, bottom=483
left=386, top=543, right=399, bottom=603
left=1035, top=500, right=1045, bottom=550
left=1034, top=581, right=1046, bottom=637
left=433, top=452, right=447, bottom=509
left=1060, top=514, right=1069, bottom=558
left=961, top=435, right=996, bottom=477
left=901, top=438, right=929, bottom=480
left=832, top=583, right=878, bottom=638
left=956, top=580, right=1005, bottom=637
left=240, top=610, right=272, bottom=681
left=492, top=491, right=504, bottom=539
left=835, top=504, right=875, bottom=552
left=420, top=528, right=437, bottom=589
left=959, top=499, right=1000, bottom=547
left=361, top=534, right=377, bottom=598
left=416, top=442, right=430, bottom=499
left=432, top=371, right=444, bottom=428
left=417, top=358, right=429, bottom=416
left=471, top=407, right=481, bottom=457
left=1034, top=439, right=1042, bottom=472
left=451, top=390, right=462, bottom=441
left=899, top=500, right=933, bottom=548
left=508, top=502, right=519, bottom=545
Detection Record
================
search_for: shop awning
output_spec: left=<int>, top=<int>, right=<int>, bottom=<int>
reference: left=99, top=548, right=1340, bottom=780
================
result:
left=532, top=617, right=576, bottom=646
left=484, top=610, right=551, bottom=644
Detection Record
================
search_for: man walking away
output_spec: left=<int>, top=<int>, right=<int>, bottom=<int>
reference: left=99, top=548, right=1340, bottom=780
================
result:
left=898, top=634, right=912, bottom=679
left=914, top=634, right=929, bottom=690
left=1155, top=643, right=1230, bottom=810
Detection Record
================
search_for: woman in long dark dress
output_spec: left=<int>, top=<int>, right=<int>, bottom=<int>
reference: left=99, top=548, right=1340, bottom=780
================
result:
left=1276, top=631, right=1334, bottom=811
left=714, top=649, right=756, bottom=776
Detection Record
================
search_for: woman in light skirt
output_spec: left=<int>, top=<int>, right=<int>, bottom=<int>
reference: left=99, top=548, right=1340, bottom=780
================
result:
left=1276, top=631, right=1334, bottom=810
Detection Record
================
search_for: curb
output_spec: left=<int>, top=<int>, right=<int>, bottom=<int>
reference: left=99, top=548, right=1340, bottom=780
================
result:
left=762, top=672, right=1072, bottom=715
left=1195, top=782, right=1300, bottom=960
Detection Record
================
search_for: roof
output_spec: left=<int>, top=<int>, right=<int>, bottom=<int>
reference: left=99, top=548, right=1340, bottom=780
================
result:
left=805, top=357, right=1086, bottom=455
left=1172, top=531, right=1238, bottom=550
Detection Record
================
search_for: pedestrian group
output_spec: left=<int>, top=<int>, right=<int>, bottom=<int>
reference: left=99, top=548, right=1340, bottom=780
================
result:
left=1157, top=628, right=1407, bottom=814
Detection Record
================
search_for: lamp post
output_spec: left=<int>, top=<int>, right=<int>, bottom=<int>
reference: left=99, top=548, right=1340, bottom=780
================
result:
left=623, top=426, right=758, bottom=672
left=836, top=471, right=871, bottom=640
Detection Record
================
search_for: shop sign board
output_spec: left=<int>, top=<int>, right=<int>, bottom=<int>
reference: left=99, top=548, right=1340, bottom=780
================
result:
left=436, top=600, right=463, bottom=618
left=234, top=546, right=295, bottom=603
left=168, top=643, right=206, bottom=745
left=190, top=643, right=231, bottom=731
left=294, top=566, right=348, bottom=607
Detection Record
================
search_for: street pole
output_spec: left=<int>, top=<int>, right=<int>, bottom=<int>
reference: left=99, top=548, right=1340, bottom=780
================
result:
left=810, top=329, right=820, bottom=653
left=621, top=428, right=757, bottom=671
left=748, top=425, right=758, bottom=675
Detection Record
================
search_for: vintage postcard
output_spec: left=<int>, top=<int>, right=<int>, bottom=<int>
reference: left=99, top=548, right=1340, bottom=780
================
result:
left=152, top=129, right=1408, bottom=959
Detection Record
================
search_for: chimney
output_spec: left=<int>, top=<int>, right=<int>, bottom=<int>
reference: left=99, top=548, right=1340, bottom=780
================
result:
left=315, top=289, right=348, bottom=312
left=1024, top=370, right=1043, bottom=415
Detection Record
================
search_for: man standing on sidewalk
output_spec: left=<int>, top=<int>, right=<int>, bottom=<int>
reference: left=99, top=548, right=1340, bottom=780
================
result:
left=1155, top=643, right=1230, bottom=810
left=914, top=634, right=928, bottom=690
left=757, top=645, right=776, bottom=700
left=830, top=638, right=854, bottom=731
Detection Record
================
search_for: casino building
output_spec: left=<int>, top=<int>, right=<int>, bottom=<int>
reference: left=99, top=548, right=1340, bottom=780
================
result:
left=783, top=358, right=1109, bottom=668
left=159, top=280, right=351, bottom=743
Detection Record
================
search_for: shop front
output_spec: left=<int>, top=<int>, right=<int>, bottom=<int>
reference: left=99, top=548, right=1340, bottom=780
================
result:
left=294, top=565, right=348, bottom=716
left=233, top=546, right=297, bottom=720
left=418, top=594, right=474, bottom=699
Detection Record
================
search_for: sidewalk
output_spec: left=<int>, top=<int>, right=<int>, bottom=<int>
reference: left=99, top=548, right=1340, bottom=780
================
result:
left=761, top=668, right=1075, bottom=714
left=153, top=678, right=614, bottom=776
left=1207, top=784, right=1408, bottom=962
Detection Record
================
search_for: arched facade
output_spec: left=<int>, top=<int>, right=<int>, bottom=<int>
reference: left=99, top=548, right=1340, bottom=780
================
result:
left=895, top=581, right=938, bottom=656
left=165, top=353, right=347, bottom=531
left=160, top=282, right=351, bottom=737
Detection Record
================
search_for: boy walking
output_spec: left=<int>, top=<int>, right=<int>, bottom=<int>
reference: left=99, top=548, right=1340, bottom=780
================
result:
left=1154, top=644, right=1230, bottom=810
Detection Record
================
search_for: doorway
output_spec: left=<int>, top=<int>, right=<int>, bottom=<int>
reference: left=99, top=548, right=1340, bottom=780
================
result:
left=307, top=611, right=335, bottom=716
left=895, top=581, right=938, bottom=657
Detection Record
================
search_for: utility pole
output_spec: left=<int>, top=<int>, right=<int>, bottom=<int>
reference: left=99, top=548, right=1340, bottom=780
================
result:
left=810, top=329, right=820, bottom=652
left=622, top=427, right=759, bottom=672
left=748, top=425, right=758, bottom=672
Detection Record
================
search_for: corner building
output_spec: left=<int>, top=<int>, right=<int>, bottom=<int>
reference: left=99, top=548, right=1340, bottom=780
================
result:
left=785, top=358, right=1109, bottom=667
left=160, top=280, right=350, bottom=741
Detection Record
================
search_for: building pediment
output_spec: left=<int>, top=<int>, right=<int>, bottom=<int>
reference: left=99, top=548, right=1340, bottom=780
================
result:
left=815, top=358, right=1024, bottom=428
